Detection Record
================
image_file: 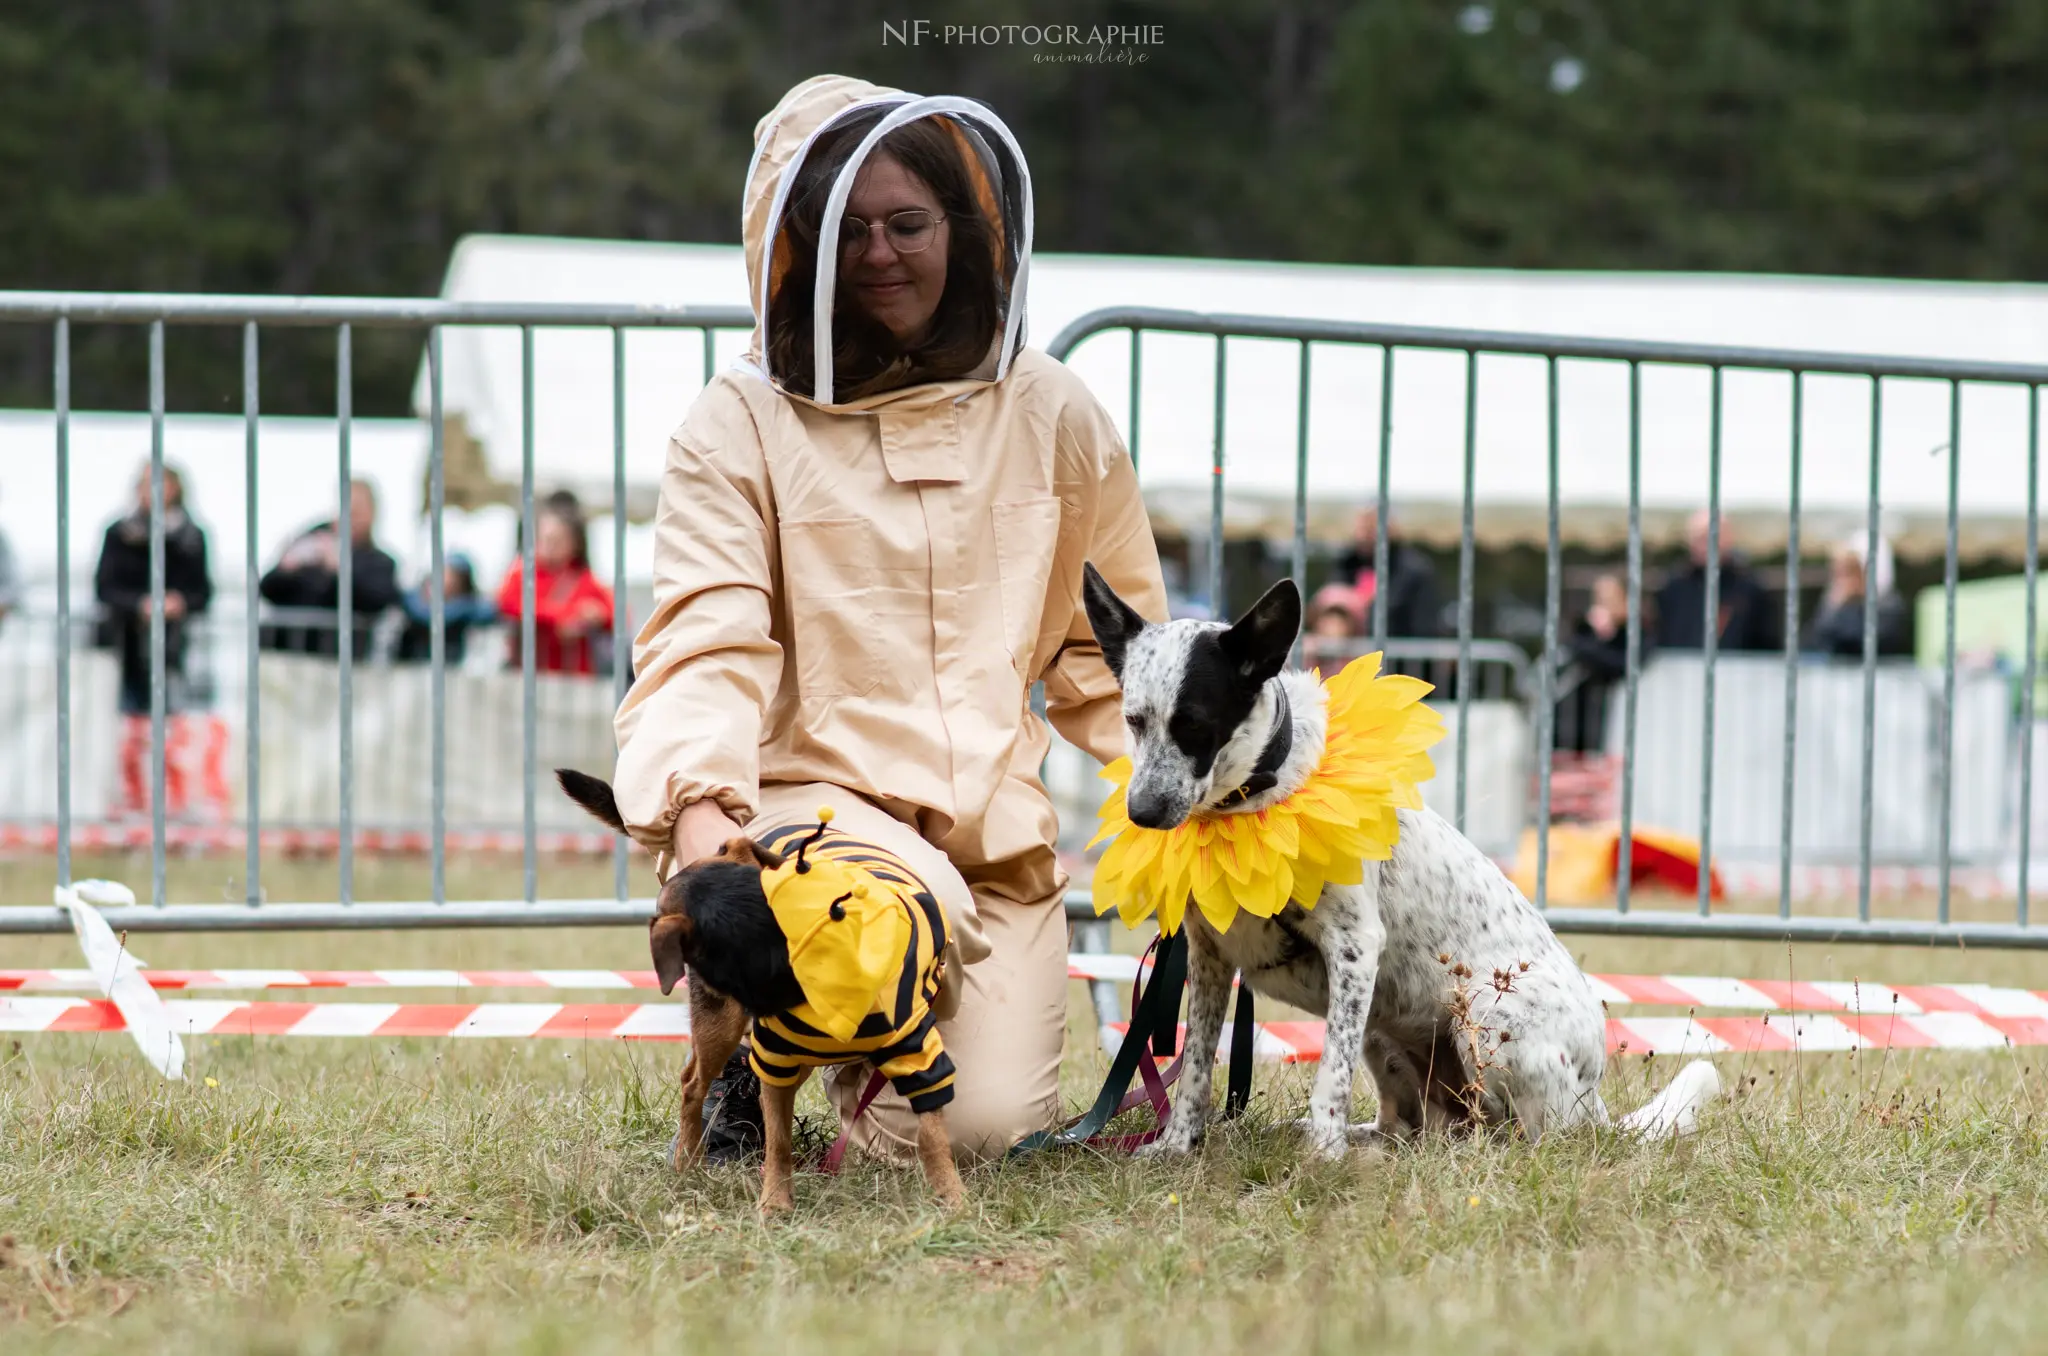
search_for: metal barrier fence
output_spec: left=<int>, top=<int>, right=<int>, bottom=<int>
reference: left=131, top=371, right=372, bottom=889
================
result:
left=0, top=608, right=625, bottom=839
left=0, top=292, right=2044, bottom=954
left=0, top=292, right=752, bottom=935
left=1047, top=308, right=2047, bottom=948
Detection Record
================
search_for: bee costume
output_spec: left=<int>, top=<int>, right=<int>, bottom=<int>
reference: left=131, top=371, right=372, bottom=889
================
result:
left=749, top=808, right=957, bottom=1114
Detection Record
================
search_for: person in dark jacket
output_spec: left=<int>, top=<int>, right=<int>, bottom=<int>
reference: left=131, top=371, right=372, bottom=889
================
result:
left=1555, top=572, right=1635, bottom=753
left=97, top=464, right=217, bottom=817
left=1334, top=507, right=1441, bottom=638
left=395, top=552, right=497, bottom=664
left=95, top=464, right=213, bottom=717
left=260, top=479, right=402, bottom=657
left=1805, top=542, right=1909, bottom=658
left=1654, top=509, right=1775, bottom=652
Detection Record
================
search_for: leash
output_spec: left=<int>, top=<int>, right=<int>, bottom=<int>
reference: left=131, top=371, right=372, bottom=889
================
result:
left=1225, top=982, right=1255, bottom=1119
left=823, top=928, right=1260, bottom=1167
left=1008, top=930, right=1258, bottom=1156
left=817, top=1068, right=889, bottom=1174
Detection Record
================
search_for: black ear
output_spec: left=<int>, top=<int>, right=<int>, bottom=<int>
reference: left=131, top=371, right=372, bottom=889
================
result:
left=1080, top=561, right=1146, bottom=682
left=649, top=912, right=692, bottom=996
left=1217, top=578, right=1301, bottom=686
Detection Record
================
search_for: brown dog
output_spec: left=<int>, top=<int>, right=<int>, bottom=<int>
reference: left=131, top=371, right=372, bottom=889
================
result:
left=556, top=770, right=965, bottom=1213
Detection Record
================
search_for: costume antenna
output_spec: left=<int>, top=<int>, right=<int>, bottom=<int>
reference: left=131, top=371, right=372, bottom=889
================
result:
left=794, top=804, right=837, bottom=874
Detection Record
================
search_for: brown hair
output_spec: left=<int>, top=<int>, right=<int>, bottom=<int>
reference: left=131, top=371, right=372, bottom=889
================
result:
left=538, top=490, right=590, bottom=571
left=766, top=111, right=1007, bottom=403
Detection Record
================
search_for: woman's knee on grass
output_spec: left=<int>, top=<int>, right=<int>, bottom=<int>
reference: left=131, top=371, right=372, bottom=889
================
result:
left=940, top=1083, right=1063, bottom=1162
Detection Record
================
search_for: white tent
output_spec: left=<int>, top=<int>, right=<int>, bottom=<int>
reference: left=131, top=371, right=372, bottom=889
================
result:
left=421, top=234, right=2048, bottom=560
left=5, top=240, right=2044, bottom=603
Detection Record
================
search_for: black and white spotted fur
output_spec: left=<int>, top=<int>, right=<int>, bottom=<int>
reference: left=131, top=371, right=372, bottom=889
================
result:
left=1081, top=564, right=1719, bottom=1158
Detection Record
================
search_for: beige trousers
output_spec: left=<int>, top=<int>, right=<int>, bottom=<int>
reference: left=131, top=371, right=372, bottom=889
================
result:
left=747, top=782, right=1069, bottom=1163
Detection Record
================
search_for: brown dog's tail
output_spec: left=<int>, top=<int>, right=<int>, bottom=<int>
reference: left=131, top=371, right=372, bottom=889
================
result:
left=554, top=768, right=626, bottom=834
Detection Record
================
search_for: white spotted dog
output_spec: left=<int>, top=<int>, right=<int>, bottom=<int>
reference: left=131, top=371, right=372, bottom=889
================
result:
left=1079, top=564, right=1721, bottom=1159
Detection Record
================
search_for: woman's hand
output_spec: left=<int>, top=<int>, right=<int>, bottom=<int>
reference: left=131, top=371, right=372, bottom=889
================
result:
left=672, top=797, right=745, bottom=866
left=557, top=599, right=609, bottom=639
left=137, top=590, right=188, bottom=620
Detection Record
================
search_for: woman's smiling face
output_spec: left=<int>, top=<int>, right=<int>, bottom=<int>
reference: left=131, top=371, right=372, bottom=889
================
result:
left=837, top=150, right=950, bottom=344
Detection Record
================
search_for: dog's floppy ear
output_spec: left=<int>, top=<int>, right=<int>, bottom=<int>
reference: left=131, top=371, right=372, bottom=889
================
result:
left=1080, top=561, right=1147, bottom=682
left=1218, top=578, right=1301, bottom=686
left=649, top=912, right=692, bottom=995
left=717, top=836, right=785, bottom=871
left=555, top=768, right=626, bottom=833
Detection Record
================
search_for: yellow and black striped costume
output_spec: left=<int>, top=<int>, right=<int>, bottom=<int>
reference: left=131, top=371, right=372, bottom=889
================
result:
left=748, top=824, right=957, bottom=1114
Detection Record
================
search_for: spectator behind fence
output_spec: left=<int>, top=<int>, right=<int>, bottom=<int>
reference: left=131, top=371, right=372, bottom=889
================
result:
left=94, top=463, right=221, bottom=816
left=1302, top=580, right=1366, bottom=669
left=495, top=494, right=614, bottom=676
left=1805, top=541, right=1908, bottom=658
left=1555, top=572, right=1634, bottom=753
left=260, top=479, right=402, bottom=657
left=396, top=551, right=497, bottom=664
left=1308, top=581, right=1366, bottom=640
left=1334, top=507, right=1440, bottom=638
left=95, top=464, right=213, bottom=715
left=1653, top=508, right=1774, bottom=652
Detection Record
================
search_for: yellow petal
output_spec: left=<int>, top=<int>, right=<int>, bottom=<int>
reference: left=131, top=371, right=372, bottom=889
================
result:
left=1196, top=883, right=1239, bottom=934
left=1124, top=827, right=1167, bottom=877
left=1212, top=829, right=1258, bottom=886
left=1158, top=889, right=1187, bottom=936
left=1269, top=854, right=1294, bottom=907
left=1260, top=810, right=1300, bottom=858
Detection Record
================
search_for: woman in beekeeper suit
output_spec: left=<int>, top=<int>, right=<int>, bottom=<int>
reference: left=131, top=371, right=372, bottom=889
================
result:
left=612, top=75, right=1167, bottom=1162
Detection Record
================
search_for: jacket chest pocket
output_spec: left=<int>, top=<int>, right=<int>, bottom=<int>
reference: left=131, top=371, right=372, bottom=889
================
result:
left=777, top=516, right=930, bottom=700
left=990, top=497, right=1065, bottom=677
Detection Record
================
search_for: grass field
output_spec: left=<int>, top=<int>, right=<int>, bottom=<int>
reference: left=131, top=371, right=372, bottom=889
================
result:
left=7, top=851, right=2048, bottom=1353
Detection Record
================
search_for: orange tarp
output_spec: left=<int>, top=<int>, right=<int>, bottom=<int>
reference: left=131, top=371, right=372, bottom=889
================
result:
left=1509, top=823, right=1725, bottom=907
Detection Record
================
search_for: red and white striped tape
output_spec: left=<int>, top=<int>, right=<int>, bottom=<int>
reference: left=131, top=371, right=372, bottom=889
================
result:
left=8, top=996, right=2044, bottom=1061
left=12, top=962, right=2048, bottom=1021
left=0, top=968, right=668, bottom=992
left=0, top=997, right=690, bottom=1041
left=1104, top=1011, right=2048, bottom=1062
left=0, top=957, right=1145, bottom=991
left=1605, top=1011, right=2048, bottom=1055
left=1584, top=973, right=2048, bottom=1018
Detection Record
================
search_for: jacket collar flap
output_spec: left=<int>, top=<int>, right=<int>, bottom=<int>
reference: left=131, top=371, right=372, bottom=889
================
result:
left=875, top=403, right=965, bottom=484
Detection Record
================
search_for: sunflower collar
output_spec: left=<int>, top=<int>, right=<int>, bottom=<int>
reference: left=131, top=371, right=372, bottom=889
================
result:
left=1088, top=654, right=1446, bottom=936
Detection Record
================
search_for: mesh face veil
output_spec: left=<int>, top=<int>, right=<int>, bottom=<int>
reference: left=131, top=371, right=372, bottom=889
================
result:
left=745, top=87, right=1034, bottom=405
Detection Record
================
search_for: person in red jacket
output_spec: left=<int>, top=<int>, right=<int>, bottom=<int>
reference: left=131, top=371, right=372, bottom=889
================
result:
left=497, top=495, right=615, bottom=676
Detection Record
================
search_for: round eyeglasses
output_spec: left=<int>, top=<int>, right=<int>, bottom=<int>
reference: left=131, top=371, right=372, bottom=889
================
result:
left=839, top=210, right=947, bottom=257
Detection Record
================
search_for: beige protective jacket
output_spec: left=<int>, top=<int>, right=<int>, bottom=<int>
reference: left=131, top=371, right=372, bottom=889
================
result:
left=612, top=74, right=1168, bottom=934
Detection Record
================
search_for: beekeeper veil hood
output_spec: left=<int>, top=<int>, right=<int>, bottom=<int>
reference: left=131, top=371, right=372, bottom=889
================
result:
left=741, top=75, right=1033, bottom=406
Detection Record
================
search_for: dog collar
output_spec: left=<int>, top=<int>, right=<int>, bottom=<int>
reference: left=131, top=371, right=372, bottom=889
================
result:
left=1088, top=654, right=1445, bottom=937
left=1215, top=686, right=1293, bottom=809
